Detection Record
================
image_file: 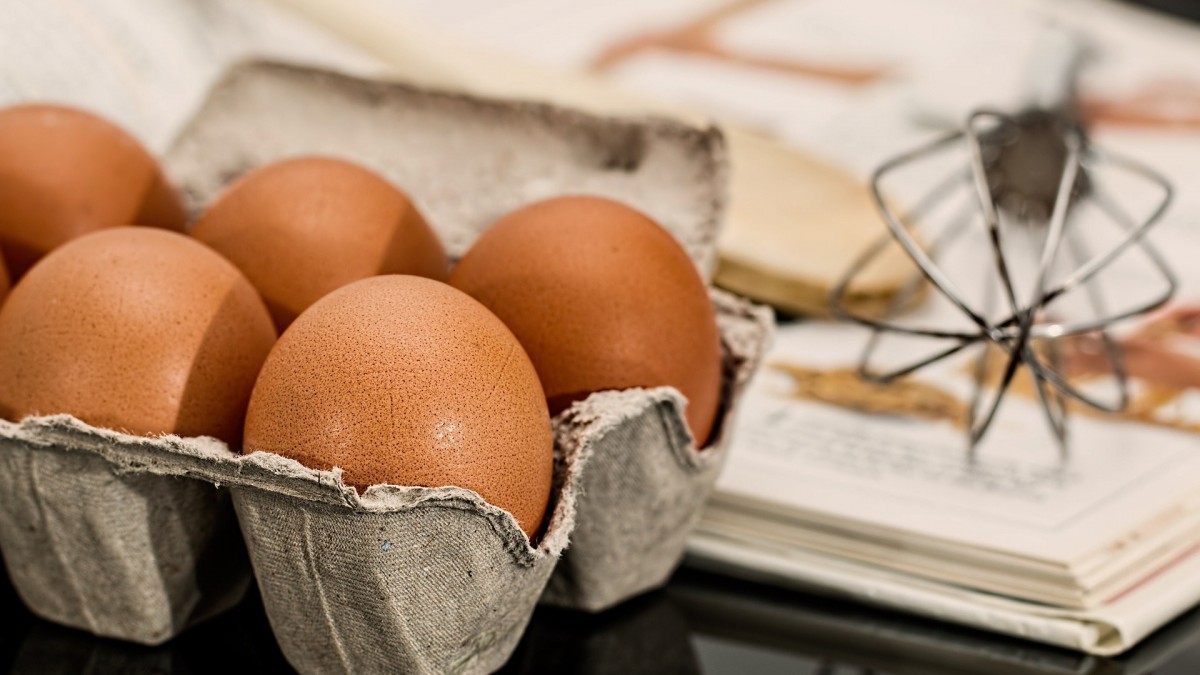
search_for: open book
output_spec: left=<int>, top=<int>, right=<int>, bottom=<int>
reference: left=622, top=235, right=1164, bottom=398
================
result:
left=691, top=303, right=1200, bottom=654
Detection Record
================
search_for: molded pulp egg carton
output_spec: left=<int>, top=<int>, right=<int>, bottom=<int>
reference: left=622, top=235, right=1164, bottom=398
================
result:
left=0, top=61, right=773, bottom=674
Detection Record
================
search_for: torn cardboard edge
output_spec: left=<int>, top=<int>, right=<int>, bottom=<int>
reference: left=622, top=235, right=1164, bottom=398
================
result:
left=544, top=288, right=773, bottom=610
left=555, top=289, right=773, bottom=462
left=0, top=414, right=579, bottom=565
left=0, top=406, right=585, bottom=674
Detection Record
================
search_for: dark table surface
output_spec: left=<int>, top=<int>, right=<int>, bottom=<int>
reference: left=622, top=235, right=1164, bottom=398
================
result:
left=5, top=563, right=1200, bottom=674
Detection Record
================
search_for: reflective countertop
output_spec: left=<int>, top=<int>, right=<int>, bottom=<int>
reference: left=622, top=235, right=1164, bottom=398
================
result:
left=4, top=564, right=1200, bottom=674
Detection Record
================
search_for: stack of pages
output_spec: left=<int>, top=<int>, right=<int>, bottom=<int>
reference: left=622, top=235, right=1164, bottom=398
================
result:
left=691, top=320, right=1200, bottom=654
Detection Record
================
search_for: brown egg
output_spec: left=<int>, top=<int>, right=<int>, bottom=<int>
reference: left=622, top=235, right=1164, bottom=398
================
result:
left=0, top=256, right=10, bottom=305
left=0, top=227, right=277, bottom=445
left=451, top=195, right=723, bottom=445
left=0, top=104, right=187, bottom=278
left=192, top=156, right=450, bottom=330
left=243, top=275, right=553, bottom=538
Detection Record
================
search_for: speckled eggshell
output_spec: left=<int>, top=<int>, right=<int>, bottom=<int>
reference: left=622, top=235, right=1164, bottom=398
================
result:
left=192, top=156, right=450, bottom=330
left=0, top=104, right=187, bottom=278
left=0, top=227, right=277, bottom=445
left=451, top=195, right=724, bottom=446
left=243, top=275, right=554, bottom=538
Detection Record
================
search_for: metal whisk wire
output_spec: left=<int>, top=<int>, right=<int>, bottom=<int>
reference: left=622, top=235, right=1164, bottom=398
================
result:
left=828, top=33, right=1176, bottom=453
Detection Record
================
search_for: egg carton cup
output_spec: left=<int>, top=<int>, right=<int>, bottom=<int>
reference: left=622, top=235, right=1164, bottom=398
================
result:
left=0, top=417, right=586, bottom=674
left=543, top=289, right=773, bottom=612
left=0, top=425, right=249, bottom=645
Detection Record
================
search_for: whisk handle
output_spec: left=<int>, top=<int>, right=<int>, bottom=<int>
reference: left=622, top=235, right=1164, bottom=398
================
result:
left=1025, top=26, right=1090, bottom=114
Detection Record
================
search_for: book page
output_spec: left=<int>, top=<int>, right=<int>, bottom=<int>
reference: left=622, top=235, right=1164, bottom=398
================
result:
left=717, top=341, right=1200, bottom=566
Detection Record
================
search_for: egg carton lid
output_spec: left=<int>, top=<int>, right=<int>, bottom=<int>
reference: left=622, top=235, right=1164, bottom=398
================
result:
left=163, top=59, right=729, bottom=279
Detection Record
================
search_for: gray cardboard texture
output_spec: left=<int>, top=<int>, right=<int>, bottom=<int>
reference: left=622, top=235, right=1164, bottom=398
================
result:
left=0, top=416, right=584, bottom=674
left=543, top=289, right=773, bottom=611
left=164, top=60, right=728, bottom=280
left=0, top=429, right=249, bottom=645
left=0, top=59, right=772, bottom=672
left=229, top=481, right=566, bottom=675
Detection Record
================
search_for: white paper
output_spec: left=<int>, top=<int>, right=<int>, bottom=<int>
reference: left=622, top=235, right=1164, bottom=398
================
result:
left=689, top=529, right=1200, bottom=656
left=0, top=0, right=378, bottom=151
left=704, top=354, right=1200, bottom=607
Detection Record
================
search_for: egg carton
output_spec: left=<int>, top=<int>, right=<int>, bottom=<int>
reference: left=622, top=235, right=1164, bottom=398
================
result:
left=0, top=60, right=774, bottom=673
left=0, top=429, right=249, bottom=645
left=0, top=414, right=584, bottom=673
left=0, top=290, right=764, bottom=671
